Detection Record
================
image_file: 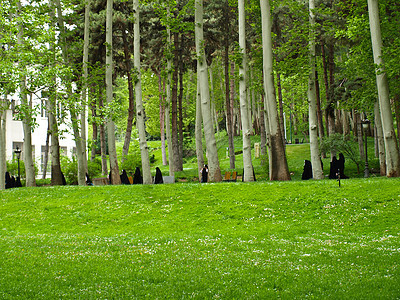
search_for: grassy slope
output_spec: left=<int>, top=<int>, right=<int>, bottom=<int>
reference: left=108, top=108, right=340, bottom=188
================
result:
left=1, top=178, right=399, bottom=298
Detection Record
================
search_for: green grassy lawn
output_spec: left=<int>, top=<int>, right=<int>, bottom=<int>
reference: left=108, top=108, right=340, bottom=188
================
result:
left=1, top=178, right=399, bottom=298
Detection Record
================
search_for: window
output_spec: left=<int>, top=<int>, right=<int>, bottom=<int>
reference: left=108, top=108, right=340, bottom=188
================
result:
left=60, top=146, right=67, bottom=156
left=41, top=145, right=50, bottom=173
left=41, top=91, right=49, bottom=118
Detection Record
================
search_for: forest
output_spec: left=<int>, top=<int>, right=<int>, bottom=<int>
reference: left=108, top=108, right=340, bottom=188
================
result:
left=0, top=0, right=399, bottom=188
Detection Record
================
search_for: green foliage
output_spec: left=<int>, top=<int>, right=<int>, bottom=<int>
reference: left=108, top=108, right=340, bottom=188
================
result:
left=320, top=133, right=362, bottom=173
left=60, top=155, right=103, bottom=185
left=1, top=178, right=400, bottom=298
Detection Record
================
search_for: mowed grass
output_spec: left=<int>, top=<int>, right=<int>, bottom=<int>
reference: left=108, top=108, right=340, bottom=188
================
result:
left=1, top=178, right=400, bottom=299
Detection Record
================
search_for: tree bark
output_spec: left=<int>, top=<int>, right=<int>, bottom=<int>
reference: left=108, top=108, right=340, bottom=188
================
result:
left=307, top=0, right=323, bottom=179
left=122, top=25, right=135, bottom=161
left=374, top=101, right=386, bottom=175
left=195, top=0, right=222, bottom=182
left=260, top=0, right=290, bottom=181
left=0, top=97, right=8, bottom=190
left=238, top=0, right=254, bottom=182
left=368, top=0, right=400, bottom=177
left=133, top=0, right=152, bottom=184
left=17, top=1, right=36, bottom=187
left=158, top=71, right=168, bottom=166
left=106, top=0, right=121, bottom=184
left=195, top=76, right=205, bottom=182
left=166, top=6, right=174, bottom=176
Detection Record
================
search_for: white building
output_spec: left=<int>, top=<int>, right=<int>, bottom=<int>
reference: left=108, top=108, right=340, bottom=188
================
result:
left=5, top=91, right=80, bottom=178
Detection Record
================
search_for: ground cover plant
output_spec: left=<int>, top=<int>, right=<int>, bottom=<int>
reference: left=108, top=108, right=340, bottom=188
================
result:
left=1, top=178, right=399, bottom=299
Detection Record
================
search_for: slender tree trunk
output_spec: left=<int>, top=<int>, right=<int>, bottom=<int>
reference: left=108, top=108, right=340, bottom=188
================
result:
left=106, top=0, right=121, bottom=184
left=122, top=26, right=135, bottom=161
left=259, top=99, right=267, bottom=166
left=166, top=6, right=174, bottom=176
left=55, top=0, right=86, bottom=185
left=225, top=37, right=235, bottom=169
left=195, top=76, right=205, bottom=182
left=374, top=101, right=386, bottom=175
left=0, top=97, right=7, bottom=190
left=394, top=94, right=400, bottom=146
left=368, top=0, right=400, bottom=177
left=260, top=0, right=290, bottom=181
left=133, top=0, right=152, bottom=184
left=178, top=59, right=184, bottom=169
left=238, top=0, right=254, bottom=182
left=195, top=0, right=222, bottom=182
left=307, top=0, right=323, bottom=179
left=315, top=70, right=324, bottom=138
left=80, top=0, right=90, bottom=176
left=158, top=71, right=167, bottom=166
left=276, top=72, right=285, bottom=143
left=42, top=119, right=50, bottom=179
left=17, top=1, right=35, bottom=186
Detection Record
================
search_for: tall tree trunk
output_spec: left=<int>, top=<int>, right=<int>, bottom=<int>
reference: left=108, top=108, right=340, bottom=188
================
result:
left=195, top=0, right=222, bottom=182
left=178, top=59, right=184, bottom=169
left=122, top=25, right=135, bottom=161
left=394, top=94, right=400, bottom=146
left=260, top=0, right=290, bottom=181
left=133, top=0, right=152, bottom=184
left=166, top=6, right=174, bottom=176
left=307, top=0, right=323, bottom=179
left=171, top=30, right=181, bottom=172
left=17, top=1, right=35, bottom=187
left=80, top=0, right=90, bottom=176
left=106, top=0, right=121, bottom=184
left=368, top=0, right=400, bottom=177
left=225, top=35, right=235, bottom=169
left=238, top=0, right=254, bottom=182
left=276, top=72, right=285, bottom=143
left=42, top=118, right=50, bottom=179
left=195, top=76, right=205, bottom=182
left=158, top=71, right=168, bottom=166
left=55, top=0, right=86, bottom=185
left=230, top=62, right=237, bottom=136
left=315, top=70, right=324, bottom=138
left=374, top=101, right=386, bottom=175
left=259, top=99, right=267, bottom=166
left=0, top=97, right=8, bottom=190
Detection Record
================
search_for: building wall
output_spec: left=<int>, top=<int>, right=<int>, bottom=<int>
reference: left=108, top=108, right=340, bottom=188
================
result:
left=5, top=96, right=82, bottom=179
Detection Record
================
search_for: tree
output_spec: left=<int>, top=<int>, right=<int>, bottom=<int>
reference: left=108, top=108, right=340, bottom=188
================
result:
left=307, top=0, right=323, bottom=179
left=367, top=0, right=400, bottom=177
left=17, top=0, right=36, bottom=187
left=195, top=0, right=222, bottom=182
left=133, top=0, right=152, bottom=184
left=106, top=0, right=121, bottom=184
left=238, top=0, right=254, bottom=182
left=260, top=0, right=290, bottom=181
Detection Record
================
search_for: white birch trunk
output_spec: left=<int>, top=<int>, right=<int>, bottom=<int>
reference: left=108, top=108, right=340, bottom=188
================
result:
left=17, top=1, right=35, bottom=186
left=106, top=0, right=121, bottom=184
left=260, top=0, right=290, bottom=181
left=195, top=0, right=222, bottom=182
left=133, top=0, right=152, bottom=184
left=239, top=0, right=254, bottom=182
left=307, top=0, right=323, bottom=179
left=367, top=0, right=400, bottom=177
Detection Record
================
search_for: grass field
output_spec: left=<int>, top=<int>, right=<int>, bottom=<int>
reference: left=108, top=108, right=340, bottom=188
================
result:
left=1, top=177, right=399, bottom=298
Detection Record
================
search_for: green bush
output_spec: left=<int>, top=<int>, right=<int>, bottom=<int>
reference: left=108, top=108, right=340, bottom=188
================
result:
left=320, top=133, right=362, bottom=173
